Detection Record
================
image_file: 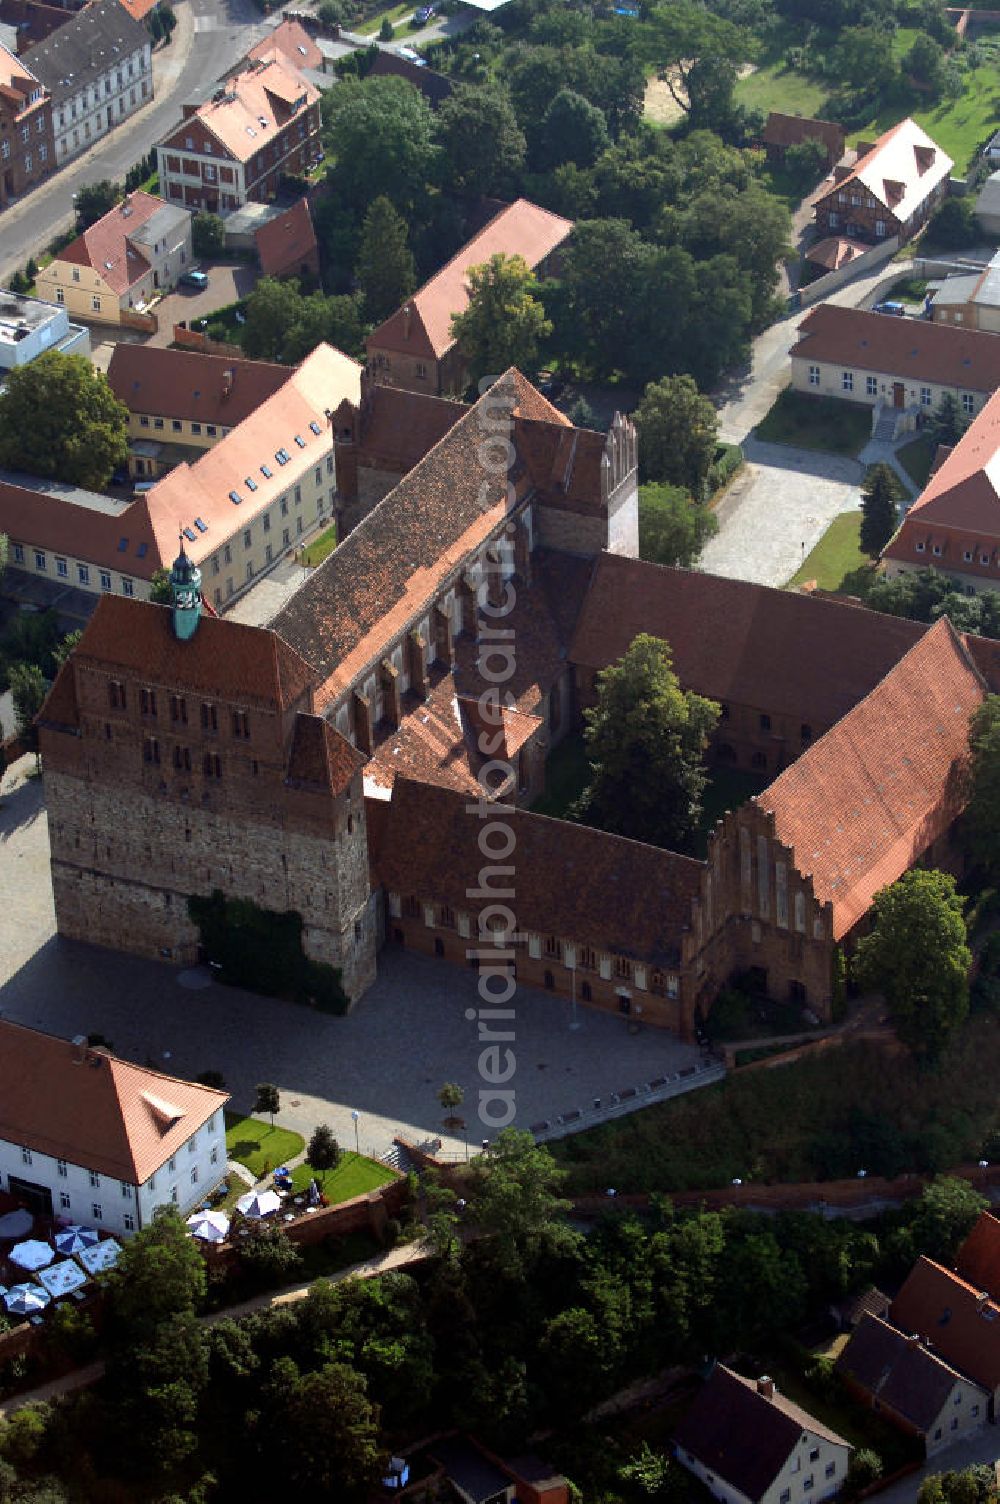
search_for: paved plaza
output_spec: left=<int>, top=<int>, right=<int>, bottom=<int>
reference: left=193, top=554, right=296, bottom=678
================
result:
left=0, top=759, right=701, bottom=1159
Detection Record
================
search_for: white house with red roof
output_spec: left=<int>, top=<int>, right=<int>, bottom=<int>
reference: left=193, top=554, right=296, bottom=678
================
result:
left=33, top=190, right=192, bottom=325
left=814, top=117, right=952, bottom=244
left=0, top=1020, right=228, bottom=1236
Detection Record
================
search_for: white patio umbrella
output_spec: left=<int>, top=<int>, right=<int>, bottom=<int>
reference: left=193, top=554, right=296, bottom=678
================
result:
left=37, top=1260, right=87, bottom=1298
left=186, top=1210, right=230, bottom=1243
left=235, top=1189, right=281, bottom=1219
left=0, top=1209, right=33, bottom=1240
left=3, top=1283, right=50, bottom=1315
left=77, top=1239, right=121, bottom=1275
left=9, top=1239, right=55, bottom=1272
left=53, top=1225, right=100, bottom=1257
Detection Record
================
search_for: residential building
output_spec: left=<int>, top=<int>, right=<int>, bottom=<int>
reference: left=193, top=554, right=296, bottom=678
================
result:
left=836, top=1315, right=989, bottom=1455
left=976, top=171, right=1000, bottom=238
left=956, top=1211, right=1000, bottom=1299
left=34, top=191, right=193, bottom=325
left=155, top=56, right=321, bottom=215
left=813, top=118, right=952, bottom=244
left=882, top=385, right=1000, bottom=593
left=891, top=1257, right=1000, bottom=1414
left=366, top=198, right=573, bottom=395
left=0, top=40, right=52, bottom=208
left=762, top=112, right=844, bottom=169
left=24, top=0, right=151, bottom=167
left=0, top=0, right=72, bottom=57
left=673, top=1365, right=852, bottom=1504
left=245, top=17, right=324, bottom=82
left=928, top=250, right=1000, bottom=333
left=788, top=305, right=1000, bottom=435
left=254, top=195, right=319, bottom=283
left=0, top=287, right=88, bottom=369
left=425, top=1438, right=569, bottom=1504
left=0, top=1018, right=228, bottom=1237
left=0, top=470, right=156, bottom=603
left=106, top=344, right=290, bottom=476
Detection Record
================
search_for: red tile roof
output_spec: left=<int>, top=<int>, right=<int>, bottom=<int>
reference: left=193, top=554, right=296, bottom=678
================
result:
left=836, top=1315, right=980, bottom=1432
left=790, top=305, right=1000, bottom=394
left=366, top=199, right=572, bottom=362
left=0, top=476, right=160, bottom=581
left=815, top=117, right=952, bottom=222
left=884, top=386, right=1000, bottom=575
left=763, top=112, right=844, bottom=156
left=163, top=57, right=319, bottom=164
left=355, top=384, right=467, bottom=471
left=114, top=0, right=159, bottom=19
left=0, top=1019, right=228, bottom=1184
left=107, top=345, right=291, bottom=429
left=570, top=554, right=928, bottom=727
left=891, top=1256, right=1000, bottom=1394
left=759, top=618, right=985, bottom=939
left=247, top=17, right=323, bottom=73
left=286, top=712, right=364, bottom=795
left=956, top=1211, right=1000, bottom=1300
left=56, top=191, right=167, bottom=296
left=371, top=776, right=703, bottom=967
left=805, top=236, right=871, bottom=272
left=254, top=197, right=318, bottom=279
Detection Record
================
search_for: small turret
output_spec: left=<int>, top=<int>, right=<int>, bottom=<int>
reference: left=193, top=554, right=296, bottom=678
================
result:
left=170, top=538, right=202, bottom=642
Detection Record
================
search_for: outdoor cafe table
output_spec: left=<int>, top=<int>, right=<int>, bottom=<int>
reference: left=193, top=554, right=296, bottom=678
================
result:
left=38, top=1260, right=88, bottom=1298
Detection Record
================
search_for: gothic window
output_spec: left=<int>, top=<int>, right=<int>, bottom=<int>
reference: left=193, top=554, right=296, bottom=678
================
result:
left=439, top=904, right=455, bottom=928
left=140, top=687, right=157, bottom=717
left=580, top=981, right=592, bottom=1001
left=203, top=752, right=222, bottom=779
left=173, top=745, right=192, bottom=772
left=108, top=679, right=125, bottom=710
left=143, top=737, right=160, bottom=765
left=232, top=710, right=250, bottom=739
left=614, top=955, right=633, bottom=981
left=579, top=945, right=597, bottom=971
left=650, top=969, right=666, bottom=996
left=170, top=695, right=187, bottom=724
left=544, top=935, right=562, bottom=960
left=201, top=702, right=217, bottom=732
left=403, top=896, right=421, bottom=919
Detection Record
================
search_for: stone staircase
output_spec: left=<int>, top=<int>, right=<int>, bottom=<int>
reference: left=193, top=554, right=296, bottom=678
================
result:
left=380, top=1141, right=414, bottom=1174
left=872, top=408, right=897, bottom=443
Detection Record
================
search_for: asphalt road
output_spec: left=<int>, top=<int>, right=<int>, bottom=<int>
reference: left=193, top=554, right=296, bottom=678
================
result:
left=0, top=0, right=262, bottom=284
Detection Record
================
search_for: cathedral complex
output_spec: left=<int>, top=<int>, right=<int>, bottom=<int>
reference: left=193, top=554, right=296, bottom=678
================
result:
left=37, top=370, right=996, bottom=1038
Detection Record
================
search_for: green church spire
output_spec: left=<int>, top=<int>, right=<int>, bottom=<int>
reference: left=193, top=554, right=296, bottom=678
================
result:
left=170, top=537, right=202, bottom=641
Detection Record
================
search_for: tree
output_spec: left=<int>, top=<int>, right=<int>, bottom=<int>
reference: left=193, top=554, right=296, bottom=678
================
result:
left=104, top=1205, right=207, bottom=1344
left=906, top=1176, right=987, bottom=1265
left=646, top=1, right=748, bottom=133
left=860, top=463, right=903, bottom=557
left=925, top=196, right=979, bottom=251
left=450, top=254, right=552, bottom=389
left=918, top=1467, right=998, bottom=1504
left=74, top=179, right=119, bottom=232
left=435, top=83, right=526, bottom=198
left=0, top=352, right=128, bottom=488
left=191, top=211, right=225, bottom=259
left=784, top=137, right=830, bottom=193
left=271, top=1361, right=385, bottom=1501
left=355, top=197, right=415, bottom=324
left=51, top=629, right=82, bottom=670
left=9, top=662, right=46, bottom=763
left=281, top=291, right=365, bottom=362
left=634, top=375, right=719, bottom=494
left=639, top=483, right=717, bottom=568
left=378, top=16, right=392, bottom=40
left=832, top=27, right=897, bottom=100
left=964, top=696, right=1000, bottom=880
left=307, top=1123, right=341, bottom=1182
left=855, top=870, right=971, bottom=1058
left=255, top=1082, right=280, bottom=1127
left=905, top=32, right=947, bottom=97
left=149, top=567, right=172, bottom=604
left=241, top=277, right=304, bottom=361
left=847, top=1450, right=884, bottom=1495
left=535, top=89, right=609, bottom=171
left=465, top=1129, right=571, bottom=1274
left=925, top=392, right=967, bottom=450
left=575, top=634, right=719, bottom=852
left=437, top=1082, right=464, bottom=1126
left=322, top=76, right=438, bottom=213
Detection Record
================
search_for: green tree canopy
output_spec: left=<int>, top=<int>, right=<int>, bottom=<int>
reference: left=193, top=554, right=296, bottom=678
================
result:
left=925, top=392, right=968, bottom=449
left=574, top=634, right=720, bottom=852
left=104, top=1206, right=207, bottom=1345
left=241, top=277, right=304, bottom=360
left=465, top=1129, right=571, bottom=1274
left=435, top=83, right=526, bottom=198
left=255, top=1082, right=280, bottom=1126
left=270, top=1361, right=385, bottom=1500
left=784, top=137, right=830, bottom=192
left=0, top=352, right=128, bottom=488
left=322, top=75, right=438, bottom=212
left=860, top=463, right=903, bottom=557
left=963, top=695, right=1000, bottom=881
left=639, top=483, right=718, bottom=568
left=355, top=196, right=416, bottom=324
left=75, top=179, right=120, bottom=232
left=634, top=375, right=719, bottom=494
left=306, top=1123, right=340, bottom=1182
left=645, top=0, right=748, bottom=132
left=905, top=31, right=947, bottom=97
left=149, top=567, right=172, bottom=605
left=450, top=253, right=552, bottom=389
left=855, top=869, right=971, bottom=1058
left=918, top=1465, right=998, bottom=1504
left=535, top=88, right=609, bottom=171
left=191, top=211, right=225, bottom=259
left=10, top=662, right=46, bottom=754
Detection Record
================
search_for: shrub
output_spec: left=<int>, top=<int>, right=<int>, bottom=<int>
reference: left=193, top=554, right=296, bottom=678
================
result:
left=383, top=1216, right=402, bottom=1248
left=846, top=1449, right=883, bottom=1496
left=237, top=1221, right=302, bottom=1291
left=379, top=16, right=393, bottom=38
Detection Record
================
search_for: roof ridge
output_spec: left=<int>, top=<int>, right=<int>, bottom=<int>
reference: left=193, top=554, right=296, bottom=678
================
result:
left=407, top=198, right=571, bottom=313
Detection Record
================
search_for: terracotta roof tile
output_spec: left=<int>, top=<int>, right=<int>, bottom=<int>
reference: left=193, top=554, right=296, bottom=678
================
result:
left=254, top=197, right=318, bottom=279
left=37, top=659, right=80, bottom=732
left=570, top=555, right=928, bottom=726
left=805, top=236, right=871, bottom=272
left=956, top=1211, right=1000, bottom=1300
left=789, top=305, right=1000, bottom=393
left=107, top=345, right=290, bottom=429
left=163, top=57, right=319, bottom=164
left=371, top=776, right=703, bottom=966
left=0, top=475, right=160, bottom=580
left=247, top=17, right=323, bottom=73
left=0, top=1019, right=228, bottom=1184
left=366, top=198, right=572, bottom=362
left=674, top=1365, right=850, bottom=1502
left=55, top=191, right=174, bottom=296
left=763, top=112, right=844, bottom=155
left=891, top=1257, right=1000, bottom=1394
left=70, top=595, right=316, bottom=708
left=286, top=712, right=364, bottom=794
left=356, top=384, right=467, bottom=470
left=759, top=618, right=984, bottom=939
left=815, top=117, right=952, bottom=222
left=836, top=1315, right=979, bottom=1431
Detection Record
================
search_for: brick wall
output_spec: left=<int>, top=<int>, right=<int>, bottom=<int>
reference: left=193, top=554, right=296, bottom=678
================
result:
left=172, top=324, right=243, bottom=357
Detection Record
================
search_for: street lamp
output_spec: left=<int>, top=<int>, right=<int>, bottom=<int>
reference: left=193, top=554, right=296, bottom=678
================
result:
left=351, top=1109, right=360, bottom=1157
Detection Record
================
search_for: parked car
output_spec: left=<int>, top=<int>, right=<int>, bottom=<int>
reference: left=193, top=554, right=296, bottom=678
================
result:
left=396, top=44, right=427, bottom=65
left=413, top=4, right=434, bottom=21
left=873, top=300, right=905, bottom=316
left=179, top=270, right=209, bottom=290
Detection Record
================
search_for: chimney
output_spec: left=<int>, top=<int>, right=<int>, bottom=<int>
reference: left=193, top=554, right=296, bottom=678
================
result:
left=757, top=1376, right=775, bottom=1400
left=402, top=304, right=412, bottom=341
left=833, top=164, right=850, bottom=183
left=979, top=1292, right=991, bottom=1311
left=70, top=1033, right=87, bottom=1064
left=856, top=140, right=874, bottom=159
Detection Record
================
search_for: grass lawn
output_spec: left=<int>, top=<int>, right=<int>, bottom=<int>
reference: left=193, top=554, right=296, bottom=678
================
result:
left=300, top=524, right=337, bottom=567
left=532, top=733, right=590, bottom=819
left=896, top=433, right=935, bottom=491
left=735, top=59, right=830, bottom=118
left=358, top=0, right=417, bottom=35
left=785, top=511, right=873, bottom=593
left=224, top=1112, right=305, bottom=1177
left=760, top=1351, right=919, bottom=1475
left=756, top=390, right=871, bottom=458
left=289, top=1151, right=396, bottom=1204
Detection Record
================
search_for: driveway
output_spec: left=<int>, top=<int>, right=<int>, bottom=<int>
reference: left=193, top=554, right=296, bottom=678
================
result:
left=0, top=758, right=703, bottom=1161
left=872, top=1429, right=1000, bottom=1504
left=698, top=438, right=862, bottom=587
left=146, top=260, right=258, bottom=346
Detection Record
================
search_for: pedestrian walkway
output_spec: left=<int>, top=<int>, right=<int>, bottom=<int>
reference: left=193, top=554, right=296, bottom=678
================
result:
left=857, top=435, right=920, bottom=502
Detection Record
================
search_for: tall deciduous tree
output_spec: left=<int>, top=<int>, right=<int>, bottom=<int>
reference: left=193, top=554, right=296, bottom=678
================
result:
left=255, top=1082, right=280, bottom=1127
left=450, top=254, right=552, bottom=389
left=0, top=352, right=128, bottom=488
left=9, top=662, right=46, bottom=763
left=963, top=696, right=1000, bottom=881
left=241, top=277, right=304, bottom=361
left=634, top=375, right=719, bottom=494
left=104, top=1205, right=207, bottom=1343
left=574, top=634, right=719, bottom=852
left=273, top=1361, right=385, bottom=1500
left=535, top=88, right=609, bottom=171
left=855, top=870, right=971, bottom=1058
left=307, top=1123, right=341, bottom=1183
left=435, top=83, right=526, bottom=198
left=74, top=179, right=120, bottom=231
left=860, top=463, right=903, bottom=557
left=191, top=211, right=225, bottom=259
left=322, top=75, right=438, bottom=213
left=465, top=1129, right=571, bottom=1275
left=645, top=0, right=748, bottom=131
left=355, top=197, right=416, bottom=324
left=639, top=483, right=718, bottom=568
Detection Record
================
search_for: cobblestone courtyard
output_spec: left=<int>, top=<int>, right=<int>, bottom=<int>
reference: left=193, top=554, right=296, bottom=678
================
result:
left=0, top=761, right=701, bottom=1158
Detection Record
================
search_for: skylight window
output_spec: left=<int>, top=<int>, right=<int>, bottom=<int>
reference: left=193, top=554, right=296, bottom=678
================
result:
left=183, top=527, right=196, bottom=542
left=275, top=448, right=290, bottom=465
left=261, top=464, right=272, bottom=478
left=194, top=517, right=207, bottom=532
left=309, top=420, right=322, bottom=435
left=117, top=537, right=128, bottom=552
left=294, top=434, right=306, bottom=448
left=228, top=490, right=242, bottom=505
left=136, top=542, right=147, bottom=558
left=246, top=125, right=257, bottom=137
left=245, top=476, right=257, bottom=492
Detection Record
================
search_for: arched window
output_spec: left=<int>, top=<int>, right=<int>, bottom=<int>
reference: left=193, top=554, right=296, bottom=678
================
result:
left=751, top=750, right=767, bottom=770
left=580, top=981, right=592, bottom=1002
left=544, top=970, right=555, bottom=990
